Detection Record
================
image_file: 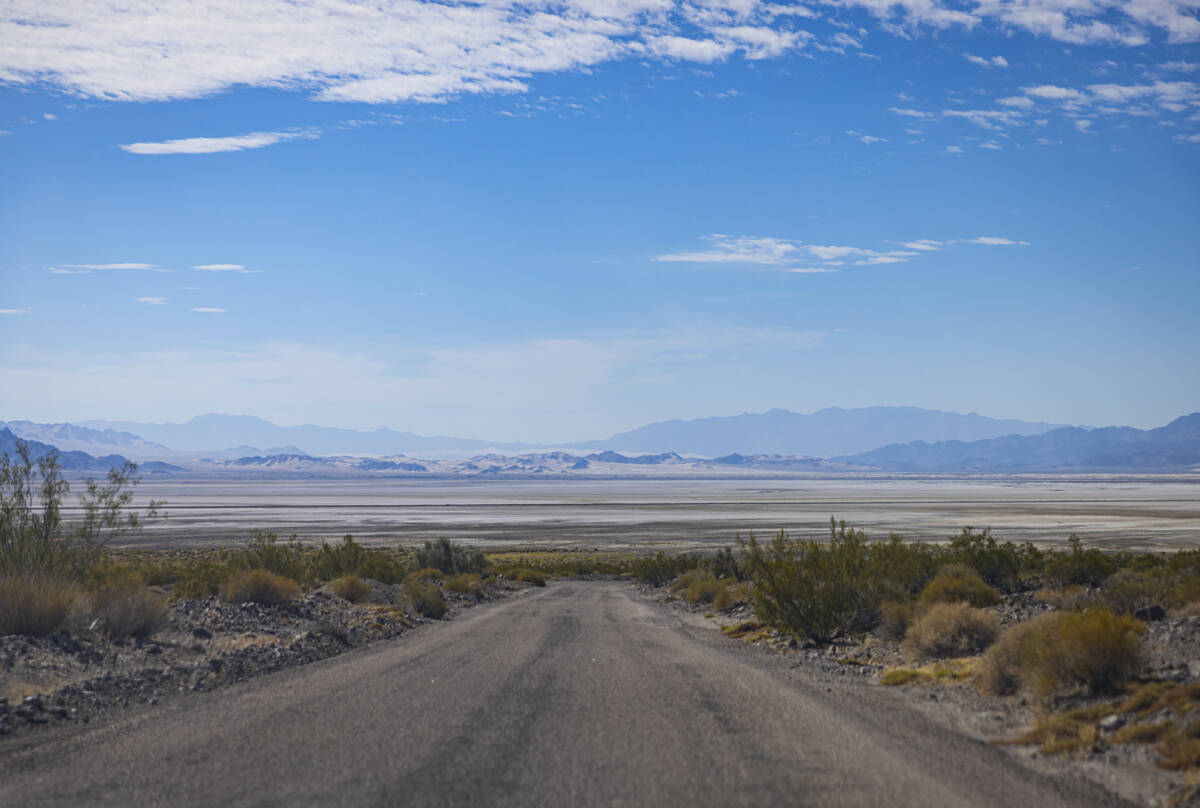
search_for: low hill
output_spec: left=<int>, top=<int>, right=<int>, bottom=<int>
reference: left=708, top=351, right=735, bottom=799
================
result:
left=570, top=406, right=1071, bottom=458
left=839, top=413, right=1200, bottom=471
left=0, top=428, right=181, bottom=473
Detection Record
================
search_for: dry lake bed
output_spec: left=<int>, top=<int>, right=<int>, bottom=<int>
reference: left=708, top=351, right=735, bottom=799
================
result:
left=74, top=475, right=1200, bottom=552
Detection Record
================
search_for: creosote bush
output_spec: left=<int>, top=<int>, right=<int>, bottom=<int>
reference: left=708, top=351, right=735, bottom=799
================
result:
left=330, top=574, right=372, bottom=603
left=978, top=608, right=1144, bottom=699
left=445, top=573, right=484, bottom=597
left=918, top=567, right=1000, bottom=609
left=402, top=578, right=447, bottom=618
left=221, top=569, right=302, bottom=605
left=902, top=602, right=999, bottom=659
left=0, top=574, right=80, bottom=636
left=410, top=538, right=486, bottom=576
left=513, top=568, right=547, bottom=587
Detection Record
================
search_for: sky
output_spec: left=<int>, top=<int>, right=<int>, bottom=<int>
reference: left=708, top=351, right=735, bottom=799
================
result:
left=0, top=0, right=1198, bottom=443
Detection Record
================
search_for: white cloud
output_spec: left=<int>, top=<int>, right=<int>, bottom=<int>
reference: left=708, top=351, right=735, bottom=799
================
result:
left=964, top=53, right=1008, bottom=68
left=1023, top=85, right=1086, bottom=100
left=942, top=108, right=1022, bottom=129
left=0, top=308, right=29, bottom=315
left=1075, top=118, right=1094, bottom=131
left=134, top=297, right=167, bottom=305
left=193, top=263, right=261, bottom=273
left=846, top=130, right=887, bottom=143
left=888, top=107, right=933, bottom=118
left=979, top=140, right=1003, bottom=149
left=654, top=235, right=800, bottom=265
left=59, top=262, right=158, bottom=270
left=944, top=145, right=964, bottom=154
left=997, top=96, right=1035, bottom=108
left=966, top=236, right=1030, bottom=245
left=1175, top=133, right=1200, bottom=142
left=1163, top=61, right=1198, bottom=73
left=120, top=130, right=316, bottom=155
left=48, top=268, right=92, bottom=275
left=898, top=239, right=944, bottom=251
left=1, top=0, right=1196, bottom=114
left=192, top=307, right=227, bottom=313
left=42, top=112, right=56, bottom=120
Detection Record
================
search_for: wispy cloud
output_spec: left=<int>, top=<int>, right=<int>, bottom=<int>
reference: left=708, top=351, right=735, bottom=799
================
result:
left=846, top=129, right=887, bottom=144
left=120, top=130, right=317, bottom=155
left=964, top=53, right=1008, bottom=68
left=193, top=263, right=261, bottom=273
left=192, top=307, right=227, bottom=313
left=134, top=297, right=167, bottom=305
left=655, top=233, right=1026, bottom=271
left=59, top=263, right=160, bottom=270
left=966, top=237, right=1030, bottom=246
left=0, top=308, right=29, bottom=315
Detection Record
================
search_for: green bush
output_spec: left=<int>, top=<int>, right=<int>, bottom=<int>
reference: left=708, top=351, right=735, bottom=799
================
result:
left=713, top=580, right=751, bottom=612
left=944, top=527, right=1039, bottom=589
left=0, top=575, right=80, bottom=636
left=410, top=539, right=486, bottom=576
left=739, top=524, right=878, bottom=644
left=670, top=568, right=715, bottom=594
left=402, top=579, right=447, bottom=618
left=709, top=547, right=742, bottom=581
left=1045, top=535, right=1121, bottom=588
left=409, top=567, right=445, bottom=582
left=902, top=602, right=999, bottom=659
left=631, top=551, right=695, bottom=586
left=685, top=578, right=720, bottom=605
left=221, top=569, right=302, bottom=604
left=978, top=608, right=1144, bottom=698
left=918, top=569, right=1000, bottom=608
left=227, top=531, right=310, bottom=584
left=330, top=574, right=372, bottom=603
left=174, top=559, right=227, bottom=600
left=445, top=573, right=484, bottom=597
left=514, top=568, right=547, bottom=587
left=879, top=600, right=915, bottom=640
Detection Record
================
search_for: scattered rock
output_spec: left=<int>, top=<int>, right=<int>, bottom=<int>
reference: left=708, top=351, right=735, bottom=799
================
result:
left=1134, top=605, right=1166, bottom=622
left=1099, top=714, right=1124, bottom=732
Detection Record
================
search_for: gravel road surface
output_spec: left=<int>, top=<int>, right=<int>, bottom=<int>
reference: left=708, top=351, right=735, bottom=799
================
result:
left=0, top=581, right=1130, bottom=807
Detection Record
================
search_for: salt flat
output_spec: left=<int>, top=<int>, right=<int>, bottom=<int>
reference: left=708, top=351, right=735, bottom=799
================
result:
left=79, top=475, right=1200, bottom=552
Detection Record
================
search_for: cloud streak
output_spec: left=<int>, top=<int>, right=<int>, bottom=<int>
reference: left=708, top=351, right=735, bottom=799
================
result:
left=120, top=130, right=316, bottom=155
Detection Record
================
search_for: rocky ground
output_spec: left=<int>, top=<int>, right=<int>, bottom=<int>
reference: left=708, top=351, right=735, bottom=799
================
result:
left=0, top=577, right=534, bottom=741
left=648, top=585, right=1200, bottom=808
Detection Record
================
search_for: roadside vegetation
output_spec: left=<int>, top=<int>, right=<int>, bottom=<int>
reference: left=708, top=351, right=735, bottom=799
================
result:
left=630, top=517, right=1200, bottom=787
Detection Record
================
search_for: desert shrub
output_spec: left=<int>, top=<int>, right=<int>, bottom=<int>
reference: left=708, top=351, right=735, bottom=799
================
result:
left=1032, top=585, right=1097, bottom=611
left=445, top=573, right=484, bottom=597
left=402, top=579, right=447, bottom=618
left=1158, top=722, right=1200, bottom=771
left=1044, top=535, right=1121, bottom=588
left=632, top=551, right=695, bottom=586
left=1112, top=720, right=1175, bottom=745
left=713, top=580, right=752, bottom=612
left=331, top=574, right=372, bottom=603
left=709, top=547, right=742, bottom=581
left=1, top=444, right=161, bottom=579
left=979, top=608, right=1143, bottom=699
left=670, top=568, right=715, bottom=594
left=685, top=578, right=720, bottom=605
left=514, top=568, right=547, bottom=587
left=354, top=552, right=407, bottom=585
left=902, top=602, right=999, bottom=658
left=944, top=527, right=1038, bottom=589
left=1101, top=568, right=1172, bottom=614
left=739, top=524, right=878, bottom=644
left=410, top=539, right=486, bottom=576
left=879, top=601, right=916, bottom=640
left=863, top=534, right=942, bottom=601
left=918, top=569, right=1001, bottom=608
left=93, top=582, right=167, bottom=639
left=310, top=535, right=366, bottom=581
left=409, top=567, right=445, bottom=582
left=221, top=569, right=302, bottom=604
left=174, top=559, right=227, bottom=600
left=1011, top=705, right=1110, bottom=755
left=228, top=531, right=310, bottom=584
left=0, top=575, right=80, bottom=636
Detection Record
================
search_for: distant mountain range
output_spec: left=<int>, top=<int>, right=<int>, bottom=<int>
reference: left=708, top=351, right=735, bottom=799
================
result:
left=570, top=406, right=1072, bottom=458
left=79, top=414, right=532, bottom=455
left=0, top=428, right=180, bottom=473
left=73, top=407, right=1072, bottom=459
left=838, top=413, right=1200, bottom=471
left=0, top=420, right=170, bottom=457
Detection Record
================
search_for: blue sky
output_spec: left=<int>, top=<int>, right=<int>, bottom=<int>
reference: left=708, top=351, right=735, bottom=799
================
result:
left=1, top=0, right=1198, bottom=442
